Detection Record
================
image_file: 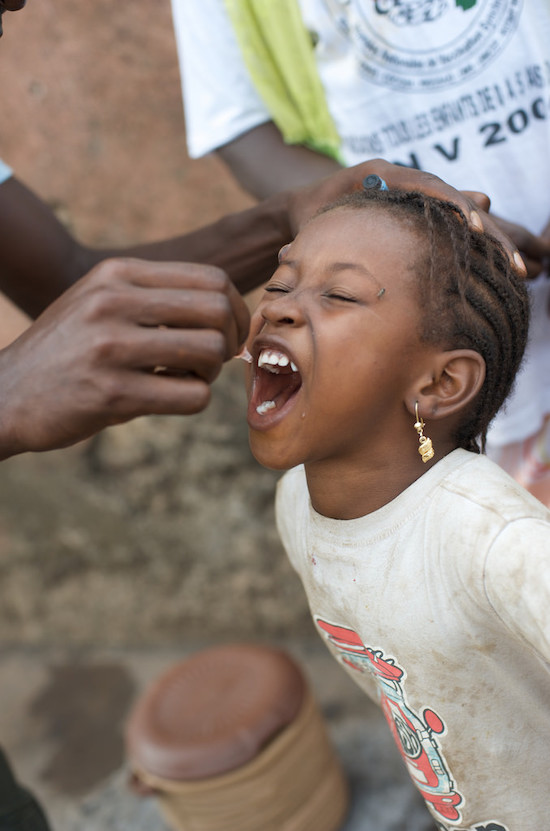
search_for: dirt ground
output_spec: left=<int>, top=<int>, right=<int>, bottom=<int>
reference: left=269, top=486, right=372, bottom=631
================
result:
left=0, top=0, right=314, bottom=647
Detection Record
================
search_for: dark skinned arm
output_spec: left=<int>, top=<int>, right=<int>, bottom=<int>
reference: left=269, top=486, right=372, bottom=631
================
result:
left=216, top=121, right=342, bottom=202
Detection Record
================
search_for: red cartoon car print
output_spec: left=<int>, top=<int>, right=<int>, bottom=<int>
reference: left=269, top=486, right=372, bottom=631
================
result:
left=316, top=618, right=463, bottom=822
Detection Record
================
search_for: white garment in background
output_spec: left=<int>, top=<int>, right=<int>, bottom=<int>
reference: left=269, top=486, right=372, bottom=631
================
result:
left=276, top=449, right=550, bottom=831
left=171, top=0, right=550, bottom=448
left=0, top=158, right=12, bottom=184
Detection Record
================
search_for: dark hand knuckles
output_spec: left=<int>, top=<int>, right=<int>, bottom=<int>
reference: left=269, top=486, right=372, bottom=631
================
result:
left=87, top=328, right=132, bottom=367
left=80, top=283, right=135, bottom=324
left=195, top=329, right=227, bottom=364
left=167, top=330, right=226, bottom=374
left=86, top=257, right=135, bottom=287
left=199, top=265, right=232, bottom=294
left=83, top=371, right=133, bottom=416
left=199, top=290, right=236, bottom=333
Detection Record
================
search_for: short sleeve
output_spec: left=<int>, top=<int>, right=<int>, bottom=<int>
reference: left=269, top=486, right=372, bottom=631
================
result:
left=170, top=0, right=271, bottom=157
left=0, top=158, right=13, bottom=184
left=484, top=517, right=550, bottom=665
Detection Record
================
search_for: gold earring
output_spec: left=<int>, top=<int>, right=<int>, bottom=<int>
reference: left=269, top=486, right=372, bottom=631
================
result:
left=414, top=402, right=435, bottom=463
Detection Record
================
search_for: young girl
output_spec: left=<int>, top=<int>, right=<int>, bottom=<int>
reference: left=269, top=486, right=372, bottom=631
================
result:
left=244, top=188, right=549, bottom=831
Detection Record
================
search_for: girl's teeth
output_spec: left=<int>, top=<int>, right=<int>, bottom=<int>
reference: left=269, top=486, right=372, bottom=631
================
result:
left=258, top=349, right=298, bottom=371
left=256, top=400, right=276, bottom=415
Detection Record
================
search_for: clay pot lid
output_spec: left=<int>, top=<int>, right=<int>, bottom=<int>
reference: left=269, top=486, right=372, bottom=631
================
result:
left=125, top=643, right=306, bottom=781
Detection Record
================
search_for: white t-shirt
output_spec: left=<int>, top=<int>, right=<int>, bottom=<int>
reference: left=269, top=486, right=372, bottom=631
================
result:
left=276, top=449, right=550, bottom=831
left=172, top=0, right=550, bottom=446
left=0, top=158, right=12, bottom=184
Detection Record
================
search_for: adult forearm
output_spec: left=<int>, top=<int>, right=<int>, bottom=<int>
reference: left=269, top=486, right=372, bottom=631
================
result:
left=121, top=192, right=292, bottom=295
left=216, top=122, right=342, bottom=200
left=0, top=177, right=102, bottom=317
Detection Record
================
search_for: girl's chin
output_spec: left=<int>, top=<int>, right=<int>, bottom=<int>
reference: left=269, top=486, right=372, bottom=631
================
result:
left=248, top=431, right=299, bottom=472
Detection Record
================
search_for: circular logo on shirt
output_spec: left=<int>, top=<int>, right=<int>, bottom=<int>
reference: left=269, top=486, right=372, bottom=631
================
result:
left=323, top=0, right=523, bottom=92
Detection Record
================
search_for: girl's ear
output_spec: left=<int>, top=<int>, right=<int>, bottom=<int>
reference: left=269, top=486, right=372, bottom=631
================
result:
left=408, top=349, right=486, bottom=421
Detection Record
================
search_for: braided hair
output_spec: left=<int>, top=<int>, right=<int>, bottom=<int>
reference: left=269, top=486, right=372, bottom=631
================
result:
left=319, top=188, right=530, bottom=453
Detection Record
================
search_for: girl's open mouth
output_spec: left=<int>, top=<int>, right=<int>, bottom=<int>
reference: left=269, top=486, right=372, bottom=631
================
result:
left=248, top=347, right=302, bottom=427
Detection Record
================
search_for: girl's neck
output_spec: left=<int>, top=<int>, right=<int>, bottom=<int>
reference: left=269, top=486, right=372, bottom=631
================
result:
left=304, top=442, right=457, bottom=520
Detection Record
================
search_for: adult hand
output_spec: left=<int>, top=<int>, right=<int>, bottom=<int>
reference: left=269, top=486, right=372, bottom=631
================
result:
left=487, top=213, right=550, bottom=279
left=0, top=258, right=250, bottom=459
left=286, top=159, right=528, bottom=276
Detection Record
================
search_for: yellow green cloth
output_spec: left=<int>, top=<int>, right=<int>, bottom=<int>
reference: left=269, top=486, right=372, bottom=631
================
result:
left=223, top=0, right=342, bottom=160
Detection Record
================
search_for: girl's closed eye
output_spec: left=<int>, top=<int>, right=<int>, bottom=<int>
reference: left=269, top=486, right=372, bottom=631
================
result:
left=265, top=281, right=292, bottom=294
left=324, top=289, right=358, bottom=303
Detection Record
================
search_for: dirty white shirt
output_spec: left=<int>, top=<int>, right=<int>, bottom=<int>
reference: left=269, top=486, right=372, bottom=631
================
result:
left=172, top=0, right=550, bottom=447
left=276, top=449, right=550, bottom=831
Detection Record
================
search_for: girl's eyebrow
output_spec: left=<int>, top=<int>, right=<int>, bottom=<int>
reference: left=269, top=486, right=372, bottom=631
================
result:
left=279, top=258, right=384, bottom=292
left=329, top=261, right=383, bottom=291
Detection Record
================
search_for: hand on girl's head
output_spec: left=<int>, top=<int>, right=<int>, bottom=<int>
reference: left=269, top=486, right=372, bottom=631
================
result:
left=462, top=194, right=528, bottom=277
left=314, top=161, right=529, bottom=277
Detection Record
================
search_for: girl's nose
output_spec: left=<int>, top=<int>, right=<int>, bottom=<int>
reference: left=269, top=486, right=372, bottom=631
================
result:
left=261, top=293, right=304, bottom=327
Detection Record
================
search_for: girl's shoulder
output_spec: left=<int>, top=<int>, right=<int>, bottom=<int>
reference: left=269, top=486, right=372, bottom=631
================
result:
left=441, top=450, right=550, bottom=526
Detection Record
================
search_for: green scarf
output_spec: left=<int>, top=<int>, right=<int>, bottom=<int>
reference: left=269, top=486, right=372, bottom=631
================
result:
left=223, top=0, right=342, bottom=160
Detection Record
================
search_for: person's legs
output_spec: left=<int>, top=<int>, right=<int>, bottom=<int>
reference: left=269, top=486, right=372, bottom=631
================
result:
left=0, top=747, right=52, bottom=831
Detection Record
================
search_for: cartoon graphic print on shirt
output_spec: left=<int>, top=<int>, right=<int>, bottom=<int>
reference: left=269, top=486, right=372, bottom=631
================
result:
left=315, top=618, right=509, bottom=831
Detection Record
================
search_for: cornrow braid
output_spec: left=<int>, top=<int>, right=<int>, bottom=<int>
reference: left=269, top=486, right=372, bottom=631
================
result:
left=318, top=188, right=530, bottom=453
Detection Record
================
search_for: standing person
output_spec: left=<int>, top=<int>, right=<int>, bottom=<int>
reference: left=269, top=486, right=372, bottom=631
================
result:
left=172, top=0, right=550, bottom=502
left=244, top=185, right=548, bottom=831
